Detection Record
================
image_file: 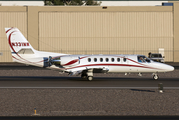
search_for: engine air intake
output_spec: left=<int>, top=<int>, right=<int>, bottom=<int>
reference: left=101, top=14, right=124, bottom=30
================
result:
left=49, top=56, right=61, bottom=66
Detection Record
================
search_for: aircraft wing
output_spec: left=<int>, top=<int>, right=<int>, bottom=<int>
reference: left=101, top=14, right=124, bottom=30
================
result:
left=68, top=70, right=83, bottom=76
left=68, top=66, right=109, bottom=76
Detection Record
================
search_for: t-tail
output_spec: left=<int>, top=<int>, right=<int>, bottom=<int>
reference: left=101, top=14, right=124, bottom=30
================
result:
left=5, top=28, right=36, bottom=55
left=5, top=27, right=67, bottom=67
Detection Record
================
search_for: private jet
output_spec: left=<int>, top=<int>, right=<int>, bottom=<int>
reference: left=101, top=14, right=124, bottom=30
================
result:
left=5, top=28, right=174, bottom=81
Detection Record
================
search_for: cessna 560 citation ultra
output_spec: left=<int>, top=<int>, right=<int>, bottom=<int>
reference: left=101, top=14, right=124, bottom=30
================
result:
left=5, top=28, right=174, bottom=81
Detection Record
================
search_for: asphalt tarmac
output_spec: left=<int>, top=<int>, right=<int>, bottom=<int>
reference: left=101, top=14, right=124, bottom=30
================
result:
left=0, top=64, right=178, bottom=89
left=1, top=65, right=179, bottom=70
left=0, top=65, right=45, bottom=70
left=0, top=76, right=178, bottom=89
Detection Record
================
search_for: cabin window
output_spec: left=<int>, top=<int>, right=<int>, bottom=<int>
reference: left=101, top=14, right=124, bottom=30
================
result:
left=106, top=58, right=109, bottom=62
left=94, top=58, right=97, bottom=62
left=117, top=58, right=120, bottom=62
left=123, top=58, right=127, bottom=62
left=100, top=58, right=103, bottom=62
left=111, top=58, right=114, bottom=62
left=88, top=58, right=91, bottom=62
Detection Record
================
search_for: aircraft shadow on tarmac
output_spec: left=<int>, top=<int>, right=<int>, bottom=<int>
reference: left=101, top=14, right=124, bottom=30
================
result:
left=130, top=89, right=155, bottom=92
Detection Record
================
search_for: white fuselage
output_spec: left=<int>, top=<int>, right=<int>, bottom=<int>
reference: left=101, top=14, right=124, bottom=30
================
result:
left=59, top=55, right=174, bottom=73
left=12, top=52, right=174, bottom=73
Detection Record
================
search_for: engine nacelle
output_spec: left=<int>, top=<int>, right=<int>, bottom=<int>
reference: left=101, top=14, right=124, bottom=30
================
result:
left=50, top=57, right=61, bottom=66
left=49, top=56, right=80, bottom=67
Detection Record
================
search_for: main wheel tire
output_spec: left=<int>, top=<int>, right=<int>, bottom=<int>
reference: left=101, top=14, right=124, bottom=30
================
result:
left=87, top=76, right=93, bottom=81
left=153, top=75, right=159, bottom=80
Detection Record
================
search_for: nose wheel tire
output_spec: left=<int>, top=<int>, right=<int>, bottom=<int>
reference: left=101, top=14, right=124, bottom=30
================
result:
left=87, top=76, right=93, bottom=81
left=153, top=74, right=159, bottom=80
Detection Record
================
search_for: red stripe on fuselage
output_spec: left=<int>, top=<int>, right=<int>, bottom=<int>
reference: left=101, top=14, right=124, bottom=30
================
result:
left=62, top=56, right=160, bottom=70
left=65, top=63, right=163, bottom=70
left=8, top=31, right=17, bottom=54
left=62, top=56, right=89, bottom=66
left=63, top=59, right=79, bottom=66
left=80, top=56, right=89, bottom=59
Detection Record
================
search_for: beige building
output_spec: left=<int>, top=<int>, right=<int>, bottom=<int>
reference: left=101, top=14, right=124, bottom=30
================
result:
left=0, top=4, right=179, bottom=62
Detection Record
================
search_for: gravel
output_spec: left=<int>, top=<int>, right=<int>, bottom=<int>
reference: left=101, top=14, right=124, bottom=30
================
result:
left=0, top=89, right=178, bottom=116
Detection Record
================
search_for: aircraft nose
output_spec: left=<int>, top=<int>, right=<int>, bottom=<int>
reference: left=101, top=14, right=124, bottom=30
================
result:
left=169, top=65, right=174, bottom=71
left=164, top=64, right=174, bottom=71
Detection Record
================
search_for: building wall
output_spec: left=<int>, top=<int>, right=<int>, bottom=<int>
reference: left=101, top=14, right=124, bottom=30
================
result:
left=0, top=6, right=27, bottom=62
left=0, top=5, right=177, bottom=62
left=174, top=3, right=179, bottom=62
left=39, top=11, right=173, bottom=61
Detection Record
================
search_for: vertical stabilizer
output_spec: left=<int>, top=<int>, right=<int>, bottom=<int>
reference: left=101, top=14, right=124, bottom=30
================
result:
left=5, top=27, right=35, bottom=54
left=5, top=27, right=67, bottom=67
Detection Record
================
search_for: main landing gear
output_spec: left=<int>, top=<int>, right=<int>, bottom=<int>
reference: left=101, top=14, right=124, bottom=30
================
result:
left=87, top=76, right=93, bottom=81
left=81, top=69, right=94, bottom=81
left=153, top=73, right=159, bottom=80
left=81, top=74, right=87, bottom=79
left=81, top=74, right=93, bottom=81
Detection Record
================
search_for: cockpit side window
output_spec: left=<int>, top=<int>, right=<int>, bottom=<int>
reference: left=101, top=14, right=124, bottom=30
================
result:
left=138, top=56, right=145, bottom=63
left=138, top=56, right=151, bottom=63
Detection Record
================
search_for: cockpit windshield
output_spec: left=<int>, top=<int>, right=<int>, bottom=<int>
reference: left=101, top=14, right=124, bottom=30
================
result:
left=138, top=56, right=151, bottom=63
